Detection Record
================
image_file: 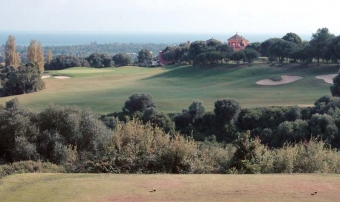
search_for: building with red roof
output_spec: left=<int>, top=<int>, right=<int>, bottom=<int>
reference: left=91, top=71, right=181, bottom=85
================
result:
left=227, top=33, right=249, bottom=52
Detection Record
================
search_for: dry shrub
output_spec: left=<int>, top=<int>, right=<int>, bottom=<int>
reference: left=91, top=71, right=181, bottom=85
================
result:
left=103, top=119, right=235, bottom=173
left=104, top=118, right=197, bottom=173
left=0, top=161, right=64, bottom=179
left=273, top=139, right=340, bottom=173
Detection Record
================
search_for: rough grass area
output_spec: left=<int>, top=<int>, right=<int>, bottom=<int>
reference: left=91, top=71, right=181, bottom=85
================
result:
left=0, top=63, right=338, bottom=114
left=0, top=173, right=340, bottom=202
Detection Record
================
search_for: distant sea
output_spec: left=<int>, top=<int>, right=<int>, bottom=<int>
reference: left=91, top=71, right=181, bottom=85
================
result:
left=0, top=32, right=311, bottom=46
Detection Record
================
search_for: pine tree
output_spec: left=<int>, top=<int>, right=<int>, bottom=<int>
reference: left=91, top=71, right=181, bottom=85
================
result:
left=36, top=42, right=44, bottom=74
left=5, top=35, right=17, bottom=67
left=27, top=40, right=37, bottom=64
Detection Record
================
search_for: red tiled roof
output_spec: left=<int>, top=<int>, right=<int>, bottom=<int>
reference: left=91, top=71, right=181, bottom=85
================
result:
left=228, top=33, right=248, bottom=41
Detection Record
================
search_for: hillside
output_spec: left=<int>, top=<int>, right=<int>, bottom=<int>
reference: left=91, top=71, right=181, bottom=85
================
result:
left=0, top=63, right=338, bottom=114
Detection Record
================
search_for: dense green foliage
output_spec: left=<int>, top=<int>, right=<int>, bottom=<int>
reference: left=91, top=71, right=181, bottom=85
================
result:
left=137, top=49, right=152, bottom=63
left=310, top=28, right=335, bottom=66
left=0, top=99, right=111, bottom=164
left=161, top=43, right=190, bottom=64
left=45, top=55, right=90, bottom=70
left=1, top=94, right=340, bottom=174
left=112, top=53, right=132, bottom=66
left=282, top=32, right=302, bottom=44
left=86, top=53, right=113, bottom=68
left=0, top=63, right=45, bottom=96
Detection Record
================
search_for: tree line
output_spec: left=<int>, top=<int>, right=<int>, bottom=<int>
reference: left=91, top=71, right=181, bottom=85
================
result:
left=159, top=28, right=340, bottom=66
left=0, top=36, right=45, bottom=97
left=2, top=90, right=340, bottom=175
left=45, top=49, right=152, bottom=70
left=0, top=42, right=171, bottom=63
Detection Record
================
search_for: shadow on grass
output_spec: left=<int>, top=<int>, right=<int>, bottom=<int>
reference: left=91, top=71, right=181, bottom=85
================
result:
left=143, top=64, right=242, bottom=80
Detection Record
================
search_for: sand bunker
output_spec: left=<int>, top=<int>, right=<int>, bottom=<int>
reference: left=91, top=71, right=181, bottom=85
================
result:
left=41, top=75, right=51, bottom=79
left=53, top=76, right=71, bottom=79
left=256, top=75, right=303, bottom=85
left=316, top=74, right=337, bottom=84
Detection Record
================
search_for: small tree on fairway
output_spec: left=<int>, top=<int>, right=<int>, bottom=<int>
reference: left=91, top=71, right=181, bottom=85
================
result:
left=123, top=93, right=156, bottom=115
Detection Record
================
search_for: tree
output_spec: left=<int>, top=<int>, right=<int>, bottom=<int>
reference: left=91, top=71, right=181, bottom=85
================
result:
left=0, top=99, right=39, bottom=162
left=5, top=35, right=19, bottom=68
left=141, top=107, right=175, bottom=134
left=310, top=28, right=334, bottom=66
left=282, top=32, right=302, bottom=45
left=194, top=51, right=223, bottom=65
left=269, top=39, right=297, bottom=62
left=230, top=50, right=246, bottom=64
left=27, top=40, right=37, bottom=64
left=122, top=93, right=156, bottom=115
left=188, top=100, right=205, bottom=121
left=27, top=40, right=44, bottom=74
left=244, top=49, right=259, bottom=63
left=309, top=113, right=338, bottom=143
left=86, top=53, right=112, bottom=68
left=36, top=42, right=44, bottom=74
left=290, top=44, right=313, bottom=65
left=259, top=38, right=282, bottom=56
left=161, top=46, right=177, bottom=62
left=47, top=49, right=53, bottom=64
left=0, top=63, right=45, bottom=96
left=277, top=119, right=308, bottom=146
left=214, top=98, right=241, bottom=125
left=37, top=104, right=110, bottom=163
left=15, top=52, right=21, bottom=67
left=327, top=36, right=340, bottom=64
left=174, top=43, right=190, bottom=62
left=188, top=41, right=208, bottom=60
left=112, top=53, right=132, bottom=66
left=330, top=73, right=340, bottom=97
left=216, top=44, right=234, bottom=60
left=137, top=49, right=152, bottom=63
left=229, top=131, right=265, bottom=174
left=45, top=55, right=90, bottom=70
left=245, top=42, right=261, bottom=53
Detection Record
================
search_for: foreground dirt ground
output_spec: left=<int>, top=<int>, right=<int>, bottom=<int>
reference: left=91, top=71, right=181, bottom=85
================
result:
left=1, top=173, right=340, bottom=202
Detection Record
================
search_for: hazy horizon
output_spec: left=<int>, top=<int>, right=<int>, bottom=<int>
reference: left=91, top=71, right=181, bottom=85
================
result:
left=2, top=0, right=340, bottom=36
left=0, top=31, right=312, bottom=46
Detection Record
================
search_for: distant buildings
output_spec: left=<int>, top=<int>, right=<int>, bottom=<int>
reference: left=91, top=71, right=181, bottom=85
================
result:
left=227, top=33, right=249, bottom=52
left=158, top=33, right=249, bottom=64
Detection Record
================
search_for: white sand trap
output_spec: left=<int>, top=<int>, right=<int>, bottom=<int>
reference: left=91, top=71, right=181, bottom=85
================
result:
left=256, top=75, right=303, bottom=85
left=54, top=76, right=71, bottom=79
left=316, top=74, right=337, bottom=84
left=41, top=75, right=51, bottom=79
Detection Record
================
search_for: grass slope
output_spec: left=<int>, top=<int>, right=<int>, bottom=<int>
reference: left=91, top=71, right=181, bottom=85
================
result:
left=1, top=173, right=340, bottom=202
left=0, top=64, right=338, bottom=114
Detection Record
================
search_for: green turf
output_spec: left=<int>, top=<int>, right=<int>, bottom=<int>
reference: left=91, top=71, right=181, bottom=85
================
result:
left=0, top=63, right=338, bottom=114
left=0, top=173, right=340, bottom=202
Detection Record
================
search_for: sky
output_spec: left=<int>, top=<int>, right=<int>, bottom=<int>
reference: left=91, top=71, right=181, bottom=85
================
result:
left=1, top=0, right=340, bottom=37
